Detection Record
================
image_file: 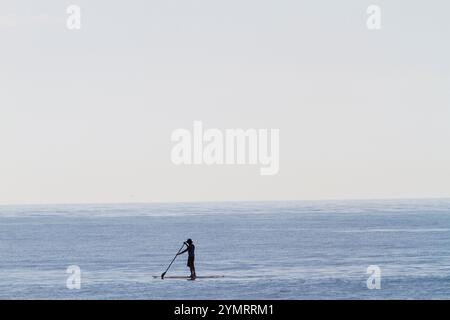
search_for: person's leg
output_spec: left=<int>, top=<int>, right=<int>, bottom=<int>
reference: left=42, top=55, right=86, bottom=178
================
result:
left=187, top=259, right=191, bottom=277
left=187, top=257, right=194, bottom=278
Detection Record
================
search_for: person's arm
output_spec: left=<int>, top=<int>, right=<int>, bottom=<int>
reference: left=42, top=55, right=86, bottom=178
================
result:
left=177, top=245, right=189, bottom=255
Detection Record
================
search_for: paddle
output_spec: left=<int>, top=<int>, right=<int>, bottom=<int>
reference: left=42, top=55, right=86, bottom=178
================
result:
left=161, top=242, right=186, bottom=279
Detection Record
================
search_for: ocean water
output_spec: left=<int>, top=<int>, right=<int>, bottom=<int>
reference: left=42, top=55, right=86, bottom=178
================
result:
left=1, top=199, right=450, bottom=299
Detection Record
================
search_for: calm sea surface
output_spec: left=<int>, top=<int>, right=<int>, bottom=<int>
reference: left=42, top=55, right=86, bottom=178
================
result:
left=1, top=199, right=449, bottom=299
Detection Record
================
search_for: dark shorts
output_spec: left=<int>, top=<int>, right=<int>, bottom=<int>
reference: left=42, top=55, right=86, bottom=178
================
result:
left=187, top=256, right=195, bottom=267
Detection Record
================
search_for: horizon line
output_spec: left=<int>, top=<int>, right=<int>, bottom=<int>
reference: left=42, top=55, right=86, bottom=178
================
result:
left=1, top=196, right=450, bottom=207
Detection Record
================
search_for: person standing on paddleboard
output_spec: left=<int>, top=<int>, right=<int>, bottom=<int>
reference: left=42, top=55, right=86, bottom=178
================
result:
left=177, top=238, right=196, bottom=279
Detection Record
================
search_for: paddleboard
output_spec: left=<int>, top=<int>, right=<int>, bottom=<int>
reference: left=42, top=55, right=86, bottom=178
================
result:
left=153, top=275, right=225, bottom=279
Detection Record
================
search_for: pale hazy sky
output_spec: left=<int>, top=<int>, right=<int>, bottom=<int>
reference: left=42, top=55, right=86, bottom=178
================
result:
left=1, top=0, right=449, bottom=204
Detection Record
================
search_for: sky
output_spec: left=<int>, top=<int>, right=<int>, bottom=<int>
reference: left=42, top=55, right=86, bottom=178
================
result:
left=0, top=0, right=449, bottom=204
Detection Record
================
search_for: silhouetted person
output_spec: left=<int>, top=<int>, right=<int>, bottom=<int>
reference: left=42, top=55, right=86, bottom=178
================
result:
left=177, top=238, right=196, bottom=279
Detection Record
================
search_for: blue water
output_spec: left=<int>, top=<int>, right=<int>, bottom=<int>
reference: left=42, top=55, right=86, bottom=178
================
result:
left=1, top=199, right=450, bottom=299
